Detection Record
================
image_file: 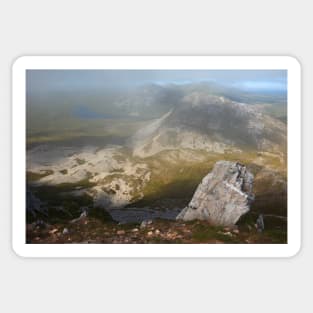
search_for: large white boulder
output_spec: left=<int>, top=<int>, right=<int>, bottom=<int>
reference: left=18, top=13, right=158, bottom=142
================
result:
left=176, top=161, right=254, bottom=226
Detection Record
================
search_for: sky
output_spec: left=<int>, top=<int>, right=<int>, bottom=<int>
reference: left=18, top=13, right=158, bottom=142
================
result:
left=26, top=69, right=287, bottom=93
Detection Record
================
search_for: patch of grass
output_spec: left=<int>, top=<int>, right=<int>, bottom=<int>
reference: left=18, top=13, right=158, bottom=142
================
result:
left=191, top=223, right=240, bottom=243
left=88, top=207, right=116, bottom=223
left=252, top=192, right=287, bottom=216
left=75, top=158, right=86, bottom=165
left=129, top=149, right=287, bottom=219
left=27, top=170, right=54, bottom=182
left=263, top=229, right=287, bottom=243
left=27, top=179, right=96, bottom=223
left=33, top=179, right=95, bottom=201
left=130, top=149, right=258, bottom=207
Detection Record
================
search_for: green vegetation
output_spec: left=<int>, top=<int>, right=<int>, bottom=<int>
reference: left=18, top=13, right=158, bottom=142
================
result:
left=87, top=206, right=115, bottom=223
left=27, top=170, right=54, bottom=182
left=27, top=114, right=150, bottom=148
left=261, top=103, right=287, bottom=123
left=75, top=158, right=86, bottom=165
left=191, top=223, right=238, bottom=243
left=131, top=149, right=260, bottom=204
left=27, top=179, right=96, bottom=223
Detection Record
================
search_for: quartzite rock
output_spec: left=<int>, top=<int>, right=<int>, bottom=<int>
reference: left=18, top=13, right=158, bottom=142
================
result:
left=176, top=161, right=254, bottom=226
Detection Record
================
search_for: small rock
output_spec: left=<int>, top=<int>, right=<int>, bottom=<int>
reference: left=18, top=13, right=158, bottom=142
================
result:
left=70, top=210, right=88, bottom=224
left=218, top=231, right=233, bottom=237
left=80, top=210, right=88, bottom=218
left=140, top=220, right=153, bottom=229
left=117, top=230, right=125, bottom=235
left=215, top=240, right=224, bottom=244
left=49, top=228, right=58, bottom=234
left=232, top=229, right=240, bottom=235
left=256, top=214, right=265, bottom=232
left=35, top=220, right=47, bottom=229
left=147, top=231, right=153, bottom=236
left=132, top=228, right=139, bottom=233
left=155, top=229, right=161, bottom=235
left=62, top=228, right=69, bottom=235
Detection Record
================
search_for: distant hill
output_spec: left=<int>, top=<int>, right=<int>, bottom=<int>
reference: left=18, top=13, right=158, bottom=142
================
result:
left=130, top=93, right=286, bottom=158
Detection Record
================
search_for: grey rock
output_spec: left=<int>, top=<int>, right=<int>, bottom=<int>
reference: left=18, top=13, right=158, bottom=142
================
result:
left=80, top=209, right=88, bottom=218
left=70, top=210, right=88, bottom=224
left=140, top=219, right=153, bottom=229
left=176, top=161, right=254, bottom=226
left=256, top=214, right=265, bottom=232
left=34, top=219, right=48, bottom=229
left=62, top=228, right=69, bottom=235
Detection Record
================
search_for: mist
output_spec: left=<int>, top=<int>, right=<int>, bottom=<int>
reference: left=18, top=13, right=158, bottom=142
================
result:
left=27, top=69, right=287, bottom=95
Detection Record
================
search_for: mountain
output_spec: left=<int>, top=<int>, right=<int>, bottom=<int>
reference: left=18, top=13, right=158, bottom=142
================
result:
left=26, top=83, right=287, bottom=227
left=131, top=93, right=286, bottom=158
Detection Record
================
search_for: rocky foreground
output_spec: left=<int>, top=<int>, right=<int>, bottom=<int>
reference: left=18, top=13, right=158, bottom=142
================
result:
left=26, top=216, right=287, bottom=244
left=26, top=160, right=287, bottom=244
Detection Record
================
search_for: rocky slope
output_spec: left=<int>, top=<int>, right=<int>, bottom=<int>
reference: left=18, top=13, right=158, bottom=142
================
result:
left=27, top=145, right=151, bottom=209
left=131, top=94, right=286, bottom=158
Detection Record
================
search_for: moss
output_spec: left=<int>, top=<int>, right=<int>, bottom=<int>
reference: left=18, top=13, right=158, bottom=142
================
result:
left=27, top=170, right=54, bottom=182
left=191, top=223, right=240, bottom=243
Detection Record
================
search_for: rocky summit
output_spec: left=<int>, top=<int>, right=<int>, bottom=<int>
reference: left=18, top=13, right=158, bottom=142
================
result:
left=176, top=161, right=254, bottom=226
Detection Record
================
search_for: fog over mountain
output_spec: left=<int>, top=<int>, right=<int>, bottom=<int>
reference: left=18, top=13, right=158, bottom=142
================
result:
left=27, top=70, right=287, bottom=137
left=27, top=69, right=287, bottom=92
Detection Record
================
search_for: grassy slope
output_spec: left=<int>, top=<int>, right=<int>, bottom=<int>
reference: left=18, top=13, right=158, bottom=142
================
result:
left=27, top=146, right=287, bottom=218
left=27, top=115, right=149, bottom=147
left=130, top=149, right=286, bottom=210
